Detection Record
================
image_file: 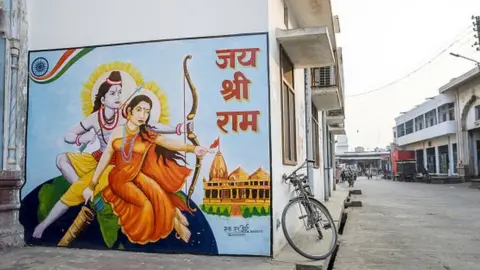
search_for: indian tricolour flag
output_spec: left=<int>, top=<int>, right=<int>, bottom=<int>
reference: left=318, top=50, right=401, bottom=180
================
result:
left=30, top=47, right=95, bottom=84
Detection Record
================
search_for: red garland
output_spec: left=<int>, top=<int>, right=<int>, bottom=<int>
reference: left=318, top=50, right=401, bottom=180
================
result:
left=99, top=108, right=119, bottom=130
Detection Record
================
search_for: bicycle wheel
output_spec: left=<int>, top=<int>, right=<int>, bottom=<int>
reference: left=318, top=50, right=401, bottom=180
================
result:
left=281, top=197, right=337, bottom=260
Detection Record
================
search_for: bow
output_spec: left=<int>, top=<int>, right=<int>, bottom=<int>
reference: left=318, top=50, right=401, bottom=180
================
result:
left=183, top=55, right=201, bottom=212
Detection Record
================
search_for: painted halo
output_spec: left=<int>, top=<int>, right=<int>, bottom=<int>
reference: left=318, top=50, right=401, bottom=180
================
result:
left=80, top=62, right=170, bottom=124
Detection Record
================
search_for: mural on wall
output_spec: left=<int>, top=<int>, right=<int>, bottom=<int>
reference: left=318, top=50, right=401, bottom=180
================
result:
left=21, top=33, right=271, bottom=256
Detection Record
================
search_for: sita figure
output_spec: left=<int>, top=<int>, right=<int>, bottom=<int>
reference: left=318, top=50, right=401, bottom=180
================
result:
left=83, top=94, right=211, bottom=243
left=33, top=71, right=191, bottom=238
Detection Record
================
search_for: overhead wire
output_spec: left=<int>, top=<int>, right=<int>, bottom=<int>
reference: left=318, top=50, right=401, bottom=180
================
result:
left=346, top=25, right=474, bottom=98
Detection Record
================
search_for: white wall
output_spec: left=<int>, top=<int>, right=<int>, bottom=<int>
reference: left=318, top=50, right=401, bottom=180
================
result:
left=401, top=134, right=457, bottom=174
left=28, top=0, right=268, bottom=50
left=463, top=84, right=480, bottom=131
left=268, top=0, right=327, bottom=257
left=335, top=134, right=348, bottom=154
left=394, top=92, right=457, bottom=147
left=396, top=121, right=456, bottom=146
left=29, top=0, right=329, bottom=257
left=395, top=93, right=455, bottom=124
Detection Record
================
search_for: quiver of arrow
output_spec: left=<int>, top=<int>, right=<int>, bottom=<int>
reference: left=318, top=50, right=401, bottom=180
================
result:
left=57, top=206, right=95, bottom=247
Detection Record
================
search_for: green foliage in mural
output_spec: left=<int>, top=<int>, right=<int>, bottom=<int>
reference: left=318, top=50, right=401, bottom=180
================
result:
left=242, top=207, right=252, bottom=218
left=37, top=176, right=120, bottom=248
left=200, top=204, right=270, bottom=218
left=94, top=195, right=120, bottom=248
left=201, top=204, right=232, bottom=217
left=240, top=206, right=270, bottom=217
left=37, top=176, right=70, bottom=222
left=252, top=207, right=260, bottom=216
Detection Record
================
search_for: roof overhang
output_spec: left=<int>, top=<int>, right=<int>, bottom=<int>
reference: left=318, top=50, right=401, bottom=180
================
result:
left=326, top=108, right=345, bottom=125
left=439, top=66, right=480, bottom=93
left=329, top=125, right=345, bottom=135
left=276, top=27, right=335, bottom=68
left=312, top=85, right=341, bottom=110
left=337, top=156, right=383, bottom=161
left=285, top=0, right=339, bottom=47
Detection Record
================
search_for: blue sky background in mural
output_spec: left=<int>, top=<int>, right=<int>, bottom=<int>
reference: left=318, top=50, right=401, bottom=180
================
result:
left=26, top=33, right=270, bottom=255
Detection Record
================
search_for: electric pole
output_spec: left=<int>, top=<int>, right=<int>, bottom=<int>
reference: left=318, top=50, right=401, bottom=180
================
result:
left=473, top=15, right=480, bottom=51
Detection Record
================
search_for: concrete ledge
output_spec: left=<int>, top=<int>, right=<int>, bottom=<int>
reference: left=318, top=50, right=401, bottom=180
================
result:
left=276, top=27, right=335, bottom=68
left=312, top=86, right=341, bottom=111
left=344, top=201, right=363, bottom=208
left=349, top=190, right=362, bottom=195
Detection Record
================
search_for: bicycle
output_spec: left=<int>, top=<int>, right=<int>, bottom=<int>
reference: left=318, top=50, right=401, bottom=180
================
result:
left=281, top=159, right=338, bottom=260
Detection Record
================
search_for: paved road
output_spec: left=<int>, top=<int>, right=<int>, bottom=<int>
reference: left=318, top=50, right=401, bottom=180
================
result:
left=334, top=177, right=480, bottom=270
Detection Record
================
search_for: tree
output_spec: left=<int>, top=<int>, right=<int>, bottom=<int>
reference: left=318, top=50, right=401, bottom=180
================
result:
left=222, top=208, right=230, bottom=217
left=260, top=207, right=268, bottom=216
left=208, top=206, right=213, bottom=214
left=243, top=207, right=253, bottom=218
left=252, top=207, right=260, bottom=216
left=215, top=206, right=222, bottom=216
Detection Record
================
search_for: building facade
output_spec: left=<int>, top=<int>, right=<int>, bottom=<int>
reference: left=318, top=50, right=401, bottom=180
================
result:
left=335, top=134, right=348, bottom=154
left=336, top=151, right=391, bottom=171
left=439, top=66, right=480, bottom=178
left=0, top=0, right=346, bottom=258
left=393, top=93, right=457, bottom=175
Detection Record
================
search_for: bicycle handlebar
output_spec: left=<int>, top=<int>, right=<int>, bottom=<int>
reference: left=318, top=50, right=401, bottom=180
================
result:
left=282, top=159, right=315, bottom=181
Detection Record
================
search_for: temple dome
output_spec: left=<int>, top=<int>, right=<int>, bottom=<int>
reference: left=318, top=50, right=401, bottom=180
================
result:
left=249, top=167, right=270, bottom=181
left=228, top=167, right=249, bottom=181
left=209, top=151, right=228, bottom=180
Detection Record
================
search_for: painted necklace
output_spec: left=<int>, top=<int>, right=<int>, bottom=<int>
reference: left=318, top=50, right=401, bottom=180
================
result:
left=121, top=125, right=139, bottom=162
left=98, top=108, right=120, bottom=144
left=99, top=107, right=119, bottom=130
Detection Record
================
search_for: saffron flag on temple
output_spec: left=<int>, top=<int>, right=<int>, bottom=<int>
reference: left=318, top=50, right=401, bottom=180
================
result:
left=209, top=137, right=220, bottom=149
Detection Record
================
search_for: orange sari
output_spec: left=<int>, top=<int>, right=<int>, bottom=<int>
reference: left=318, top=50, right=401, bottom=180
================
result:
left=102, top=132, right=192, bottom=244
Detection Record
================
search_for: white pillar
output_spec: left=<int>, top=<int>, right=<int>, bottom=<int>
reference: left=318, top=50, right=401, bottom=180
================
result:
left=435, top=146, right=440, bottom=174
left=423, top=148, right=427, bottom=169
left=448, top=136, right=454, bottom=176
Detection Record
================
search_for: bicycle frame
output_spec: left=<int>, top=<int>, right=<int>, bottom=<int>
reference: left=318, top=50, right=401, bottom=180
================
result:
left=284, top=160, right=320, bottom=231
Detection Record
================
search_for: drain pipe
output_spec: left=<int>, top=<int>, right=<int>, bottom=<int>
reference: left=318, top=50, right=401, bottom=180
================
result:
left=304, top=68, right=314, bottom=196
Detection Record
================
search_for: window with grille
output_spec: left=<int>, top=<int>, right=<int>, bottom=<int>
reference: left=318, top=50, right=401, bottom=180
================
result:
left=405, top=120, right=413, bottom=135
left=447, top=103, right=454, bottom=121
left=414, top=115, right=424, bottom=131
left=281, top=46, right=297, bottom=164
left=397, top=124, right=405, bottom=137
left=425, top=109, right=437, bottom=127
left=437, top=103, right=451, bottom=123
left=475, top=105, right=480, bottom=121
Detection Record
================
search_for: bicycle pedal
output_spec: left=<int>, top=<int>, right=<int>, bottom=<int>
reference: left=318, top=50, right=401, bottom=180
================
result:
left=323, top=223, right=332, bottom=229
left=298, top=215, right=308, bottom=219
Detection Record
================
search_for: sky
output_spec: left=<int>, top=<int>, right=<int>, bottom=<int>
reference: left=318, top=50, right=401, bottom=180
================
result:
left=332, top=0, right=480, bottom=150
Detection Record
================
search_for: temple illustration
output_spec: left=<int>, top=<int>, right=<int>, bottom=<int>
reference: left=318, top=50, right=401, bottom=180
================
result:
left=202, top=151, right=271, bottom=217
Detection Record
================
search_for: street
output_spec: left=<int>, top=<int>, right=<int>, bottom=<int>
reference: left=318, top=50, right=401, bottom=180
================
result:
left=334, top=177, right=480, bottom=270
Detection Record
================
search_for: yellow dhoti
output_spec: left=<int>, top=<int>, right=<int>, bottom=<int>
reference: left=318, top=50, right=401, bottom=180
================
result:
left=60, top=152, right=112, bottom=207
